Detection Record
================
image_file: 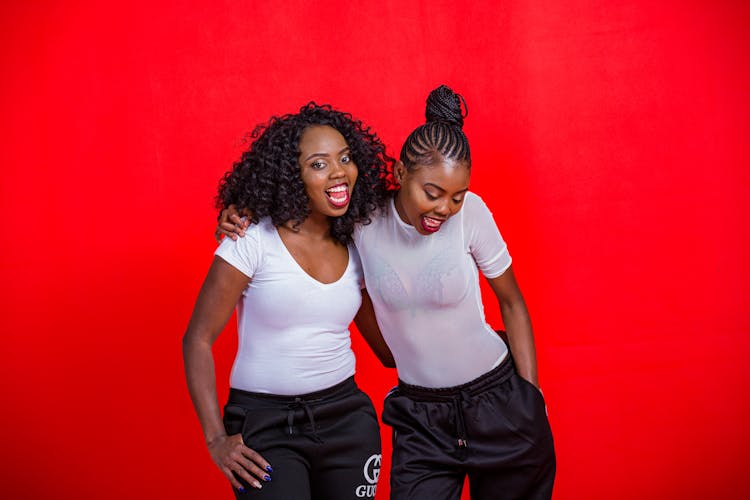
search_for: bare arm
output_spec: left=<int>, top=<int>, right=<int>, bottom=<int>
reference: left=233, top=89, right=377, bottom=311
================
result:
left=354, top=288, right=396, bottom=368
left=182, top=256, right=271, bottom=490
left=486, top=265, right=539, bottom=388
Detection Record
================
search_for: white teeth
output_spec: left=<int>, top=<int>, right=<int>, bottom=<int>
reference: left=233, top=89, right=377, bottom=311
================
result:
left=326, top=184, right=349, bottom=205
left=421, top=216, right=445, bottom=232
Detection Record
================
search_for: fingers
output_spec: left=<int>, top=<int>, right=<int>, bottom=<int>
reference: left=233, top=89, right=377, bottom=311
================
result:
left=227, top=435, right=272, bottom=490
left=211, top=434, right=272, bottom=492
left=230, top=454, right=271, bottom=490
left=223, top=464, right=263, bottom=492
left=229, top=213, right=249, bottom=228
left=215, top=221, right=247, bottom=243
left=242, top=447, right=273, bottom=478
left=215, top=204, right=251, bottom=244
left=219, top=205, right=237, bottom=224
left=219, top=205, right=247, bottom=225
left=215, top=222, right=239, bottom=242
left=222, top=466, right=251, bottom=492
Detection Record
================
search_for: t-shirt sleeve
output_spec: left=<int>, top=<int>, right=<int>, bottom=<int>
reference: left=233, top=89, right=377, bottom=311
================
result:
left=349, top=243, right=366, bottom=290
left=213, top=227, right=262, bottom=279
left=465, top=193, right=512, bottom=279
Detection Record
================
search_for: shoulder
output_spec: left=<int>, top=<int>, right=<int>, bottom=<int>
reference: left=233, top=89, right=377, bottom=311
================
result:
left=366, top=202, right=390, bottom=223
left=354, top=202, right=389, bottom=238
left=214, top=218, right=278, bottom=277
left=216, top=217, right=272, bottom=256
left=251, top=217, right=275, bottom=237
left=460, top=191, right=504, bottom=241
left=240, top=217, right=278, bottom=242
left=460, top=191, right=493, bottom=220
left=348, top=243, right=363, bottom=267
left=464, top=191, right=486, bottom=209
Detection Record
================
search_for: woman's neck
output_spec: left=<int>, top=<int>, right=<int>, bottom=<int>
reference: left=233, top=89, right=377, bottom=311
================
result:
left=281, top=212, right=332, bottom=241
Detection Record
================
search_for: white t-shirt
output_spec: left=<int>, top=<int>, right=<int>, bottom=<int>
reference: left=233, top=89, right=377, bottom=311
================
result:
left=215, top=218, right=360, bottom=395
left=354, top=192, right=512, bottom=388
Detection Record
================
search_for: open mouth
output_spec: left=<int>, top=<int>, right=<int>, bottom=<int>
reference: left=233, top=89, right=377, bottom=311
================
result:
left=420, top=215, right=445, bottom=233
left=325, top=183, right=350, bottom=208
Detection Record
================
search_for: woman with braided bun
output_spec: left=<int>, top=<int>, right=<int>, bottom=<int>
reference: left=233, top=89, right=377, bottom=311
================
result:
left=184, top=102, right=394, bottom=499
left=219, top=86, right=556, bottom=499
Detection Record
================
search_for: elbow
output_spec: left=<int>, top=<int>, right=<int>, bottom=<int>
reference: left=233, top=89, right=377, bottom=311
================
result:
left=181, top=332, right=193, bottom=360
left=499, top=296, right=529, bottom=317
left=182, top=329, right=208, bottom=357
left=182, top=330, right=194, bottom=350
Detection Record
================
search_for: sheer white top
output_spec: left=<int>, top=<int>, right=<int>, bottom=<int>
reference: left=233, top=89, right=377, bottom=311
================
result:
left=354, top=192, right=512, bottom=388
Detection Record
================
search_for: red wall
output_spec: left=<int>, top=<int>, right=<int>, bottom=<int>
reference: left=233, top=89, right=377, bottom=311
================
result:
left=2, top=1, right=749, bottom=498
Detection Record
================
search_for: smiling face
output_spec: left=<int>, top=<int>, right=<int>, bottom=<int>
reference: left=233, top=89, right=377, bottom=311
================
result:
left=297, top=125, right=358, bottom=218
left=394, top=157, right=471, bottom=235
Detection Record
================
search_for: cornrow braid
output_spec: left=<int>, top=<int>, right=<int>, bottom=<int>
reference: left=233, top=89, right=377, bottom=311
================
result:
left=400, top=85, right=471, bottom=169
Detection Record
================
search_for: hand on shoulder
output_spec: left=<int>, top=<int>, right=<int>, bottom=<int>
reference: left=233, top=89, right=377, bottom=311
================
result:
left=216, top=205, right=252, bottom=242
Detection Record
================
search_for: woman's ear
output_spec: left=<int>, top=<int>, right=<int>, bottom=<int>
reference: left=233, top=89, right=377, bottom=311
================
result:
left=394, top=161, right=407, bottom=183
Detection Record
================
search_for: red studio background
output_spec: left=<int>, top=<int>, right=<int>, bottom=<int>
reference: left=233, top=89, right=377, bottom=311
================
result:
left=1, top=1, right=749, bottom=498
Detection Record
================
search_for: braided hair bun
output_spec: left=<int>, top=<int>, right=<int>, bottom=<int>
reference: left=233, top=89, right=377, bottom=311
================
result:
left=399, top=85, right=471, bottom=169
left=425, top=85, right=467, bottom=128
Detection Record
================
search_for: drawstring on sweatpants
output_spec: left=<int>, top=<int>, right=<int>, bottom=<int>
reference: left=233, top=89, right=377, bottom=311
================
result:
left=286, top=397, right=323, bottom=444
left=395, top=354, right=517, bottom=459
left=453, top=390, right=471, bottom=457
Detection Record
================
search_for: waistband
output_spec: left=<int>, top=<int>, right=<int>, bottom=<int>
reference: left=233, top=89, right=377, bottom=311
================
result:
left=228, top=375, right=357, bottom=406
left=397, top=353, right=515, bottom=401
left=227, top=376, right=358, bottom=444
left=396, top=354, right=516, bottom=453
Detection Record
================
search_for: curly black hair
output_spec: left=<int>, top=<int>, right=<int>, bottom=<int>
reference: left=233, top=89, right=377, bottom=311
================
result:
left=217, top=103, right=393, bottom=245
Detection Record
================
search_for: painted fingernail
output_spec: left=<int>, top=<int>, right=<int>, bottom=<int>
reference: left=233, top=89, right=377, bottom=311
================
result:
left=263, top=475, right=272, bottom=481
left=265, top=465, right=273, bottom=473
left=238, top=487, right=245, bottom=493
left=254, top=481, right=262, bottom=489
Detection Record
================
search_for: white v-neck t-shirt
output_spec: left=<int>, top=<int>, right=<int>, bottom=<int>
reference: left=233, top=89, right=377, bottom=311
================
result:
left=215, top=218, right=361, bottom=395
left=354, top=192, right=512, bottom=388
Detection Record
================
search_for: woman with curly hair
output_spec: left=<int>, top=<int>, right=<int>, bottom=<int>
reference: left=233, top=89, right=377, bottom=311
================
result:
left=183, top=103, right=394, bottom=499
left=219, top=86, right=556, bottom=499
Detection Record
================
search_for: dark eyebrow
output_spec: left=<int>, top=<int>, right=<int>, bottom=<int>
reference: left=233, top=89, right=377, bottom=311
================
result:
left=303, top=146, right=350, bottom=162
left=424, top=182, right=469, bottom=195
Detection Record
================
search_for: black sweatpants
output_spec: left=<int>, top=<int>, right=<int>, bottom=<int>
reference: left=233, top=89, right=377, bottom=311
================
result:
left=382, top=355, right=556, bottom=500
left=223, top=376, right=382, bottom=499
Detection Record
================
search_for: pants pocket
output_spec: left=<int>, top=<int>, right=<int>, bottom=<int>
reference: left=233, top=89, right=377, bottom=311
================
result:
left=507, top=375, right=554, bottom=448
left=380, top=390, right=402, bottom=427
left=222, top=404, right=247, bottom=436
left=516, top=373, right=546, bottom=404
left=223, top=403, right=272, bottom=450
